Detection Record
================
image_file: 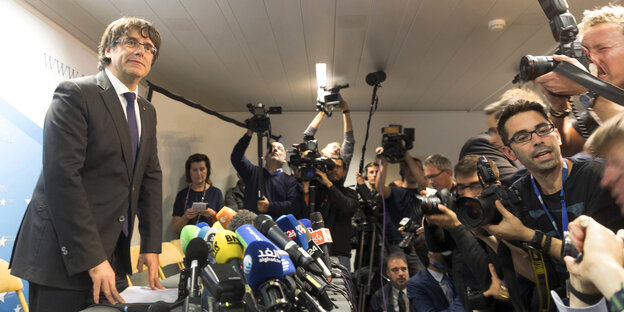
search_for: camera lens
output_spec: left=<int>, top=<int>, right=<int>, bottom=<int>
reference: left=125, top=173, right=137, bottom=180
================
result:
left=455, top=196, right=502, bottom=231
left=519, top=55, right=557, bottom=81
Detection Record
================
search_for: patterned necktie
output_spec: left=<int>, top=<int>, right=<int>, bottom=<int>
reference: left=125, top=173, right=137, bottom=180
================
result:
left=122, top=92, right=137, bottom=236
left=398, top=290, right=407, bottom=312
left=442, top=274, right=456, bottom=303
left=123, top=92, right=138, bottom=167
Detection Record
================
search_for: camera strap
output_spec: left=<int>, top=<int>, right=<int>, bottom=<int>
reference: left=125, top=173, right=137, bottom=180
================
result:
left=553, top=61, right=624, bottom=106
left=530, top=158, right=569, bottom=239
left=527, top=247, right=551, bottom=312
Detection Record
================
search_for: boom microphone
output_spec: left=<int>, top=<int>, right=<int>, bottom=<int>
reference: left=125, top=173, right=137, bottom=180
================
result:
left=365, top=70, right=386, bottom=86
left=254, top=215, right=324, bottom=277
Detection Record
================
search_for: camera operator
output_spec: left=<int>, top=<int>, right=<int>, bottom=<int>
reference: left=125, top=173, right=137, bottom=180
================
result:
left=487, top=100, right=623, bottom=306
left=376, top=147, right=428, bottom=274
left=355, top=161, right=379, bottom=202
left=302, top=156, right=359, bottom=270
left=304, top=98, right=355, bottom=169
left=423, top=154, right=456, bottom=193
left=427, top=155, right=534, bottom=311
left=534, top=5, right=624, bottom=153
left=230, top=129, right=302, bottom=219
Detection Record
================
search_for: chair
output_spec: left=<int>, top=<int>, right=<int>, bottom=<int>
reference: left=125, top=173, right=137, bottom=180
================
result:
left=0, top=259, right=29, bottom=312
left=127, top=245, right=146, bottom=286
left=158, top=242, right=185, bottom=280
left=170, top=239, right=183, bottom=258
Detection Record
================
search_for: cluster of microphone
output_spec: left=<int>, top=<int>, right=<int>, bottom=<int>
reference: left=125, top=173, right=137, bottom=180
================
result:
left=176, top=207, right=339, bottom=312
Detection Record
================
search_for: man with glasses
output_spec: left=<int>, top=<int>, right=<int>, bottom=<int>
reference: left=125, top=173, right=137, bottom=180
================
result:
left=484, top=101, right=623, bottom=306
left=10, top=17, right=163, bottom=311
left=423, top=154, right=456, bottom=193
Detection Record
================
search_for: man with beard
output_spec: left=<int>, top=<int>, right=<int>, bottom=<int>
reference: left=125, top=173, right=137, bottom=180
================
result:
left=370, top=252, right=414, bottom=312
left=231, top=129, right=302, bottom=219
left=303, top=156, right=358, bottom=270
left=484, top=101, right=623, bottom=306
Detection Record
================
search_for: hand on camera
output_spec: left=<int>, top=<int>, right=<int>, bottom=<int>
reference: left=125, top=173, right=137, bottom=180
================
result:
left=425, top=205, right=461, bottom=230
left=482, top=200, right=533, bottom=242
left=315, top=169, right=332, bottom=188
left=534, top=55, right=588, bottom=96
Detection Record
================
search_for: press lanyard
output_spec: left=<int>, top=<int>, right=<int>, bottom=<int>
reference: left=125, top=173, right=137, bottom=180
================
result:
left=530, top=159, right=569, bottom=238
left=185, top=183, right=207, bottom=208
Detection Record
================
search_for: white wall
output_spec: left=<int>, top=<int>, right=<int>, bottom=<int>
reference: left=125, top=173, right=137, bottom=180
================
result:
left=152, top=91, right=486, bottom=239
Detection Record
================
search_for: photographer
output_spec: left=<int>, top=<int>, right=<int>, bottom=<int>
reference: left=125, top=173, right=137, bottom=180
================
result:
left=302, top=156, right=359, bottom=270
left=428, top=155, right=534, bottom=311
left=304, top=98, right=355, bottom=169
left=230, top=129, right=302, bottom=219
left=488, top=101, right=623, bottom=307
left=355, top=161, right=379, bottom=202
left=534, top=5, right=624, bottom=153
left=423, top=154, right=456, bottom=193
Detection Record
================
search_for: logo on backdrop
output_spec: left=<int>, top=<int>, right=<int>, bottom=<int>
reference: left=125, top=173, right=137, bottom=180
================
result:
left=44, top=53, right=84, bottom=79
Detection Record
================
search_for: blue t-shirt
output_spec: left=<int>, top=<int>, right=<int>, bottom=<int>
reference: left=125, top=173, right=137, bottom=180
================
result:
left=172, top=185, right=224, bottom=225
left=384, top=186, right=421, bottom=241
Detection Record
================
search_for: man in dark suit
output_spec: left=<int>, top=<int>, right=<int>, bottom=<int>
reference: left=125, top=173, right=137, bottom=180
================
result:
left=10, top=17, right=164, bottom=311
left=406, top=252, right=464, bottom=312
left=370, top=252, right=413, bottom=312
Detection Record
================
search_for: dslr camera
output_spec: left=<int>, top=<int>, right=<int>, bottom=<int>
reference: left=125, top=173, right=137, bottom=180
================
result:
left=398, top=189, right=455, bottom=248
left=516, top=0, right=592, bottom=82
left=245, top=103, right=282, bottom=133
left=316, top=84, right=349, bottom=116
left=380, top=124, right=415, bottom=163
left=455, top=156, right=523, bottom=231
left=288, top=136, right=336, bottom=181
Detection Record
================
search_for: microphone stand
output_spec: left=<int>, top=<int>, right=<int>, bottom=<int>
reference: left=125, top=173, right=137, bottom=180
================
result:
left=357, top=83, right=379, bottom=174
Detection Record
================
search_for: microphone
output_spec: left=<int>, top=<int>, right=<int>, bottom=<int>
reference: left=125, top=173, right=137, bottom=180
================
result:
left=243, top=241, right=291, bottom=311
left=196, top=222, right=209, bottom=228
left=276, top=214, right=309, bottom=250
left=212, top=230, right=244, bottom=264
left=254, top=215, right=324, bottom=277
left=298, top=221, right=332, bottom=281
left=184, top=238, right=209, bottom=312
left=197, top=225, right=211, bottom=240
left=310, top=212, right=333, bottom=269
left=295, top=267, right=334, bottom=310
left=216, top=207, right=237, bottom=229
left=299, top=218, right=313, bottom=233
left=236, top=224, right=295, bottom=276
left=365, top=70, right=386, bottom=86
left=180, top=225, right=201, bottom=253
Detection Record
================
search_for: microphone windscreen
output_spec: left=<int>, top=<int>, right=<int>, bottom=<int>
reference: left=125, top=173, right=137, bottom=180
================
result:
left=216, top=207, right=237, bottom=229
left=180, top=225, right=201, bottom=253
left=196, top=222, right=209, bottom=229
left=212, top=221, right=224, bottom=231
left=276, top=214, right=308, bottom=250
left=299, top=219, right=313, bottom=232
left=243, top=241, right=284, bottom=291
left=197, top=225, right=211, bottom=241
left=227, top=209, right=258, bottom=231
left=213, top=230, right=243, bottom=264
left=365, top=70, right=386, bottom=86
left=236, top=224, right=295, bottom=275
left=310, top=212, right=325, bottom=230
left=185, top=237, right=209, bottom=269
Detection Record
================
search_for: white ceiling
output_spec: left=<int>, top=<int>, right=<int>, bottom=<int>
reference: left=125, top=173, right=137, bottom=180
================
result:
left=23, top=0, right=613, bottom=112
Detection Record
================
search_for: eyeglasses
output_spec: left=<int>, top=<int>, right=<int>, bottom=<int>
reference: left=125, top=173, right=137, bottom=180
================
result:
left=425, top=171, right=445, bottom=180
left=506, top=123, right=555, bottom=146
left=456, top=182, right=482, bottom=195
left=114, top=37, right=158, bottom=56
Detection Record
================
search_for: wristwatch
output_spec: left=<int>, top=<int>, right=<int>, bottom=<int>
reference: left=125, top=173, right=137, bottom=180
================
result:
left=527, top=230, right=545, bottom=251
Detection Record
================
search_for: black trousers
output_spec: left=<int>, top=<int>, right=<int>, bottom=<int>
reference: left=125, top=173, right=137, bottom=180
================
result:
left=28, top=236, right=130, bottom=312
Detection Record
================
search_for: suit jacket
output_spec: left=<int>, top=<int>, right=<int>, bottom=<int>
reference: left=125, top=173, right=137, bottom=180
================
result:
left=406, top=269, right=464, bottom=312
left=370, top=283, right=414, bottom=312
left=10, top=71, right=162, bottom=290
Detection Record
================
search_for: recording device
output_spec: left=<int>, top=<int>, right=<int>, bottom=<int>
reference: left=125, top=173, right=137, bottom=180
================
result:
left=455, top=156, right=524, bottom=231
left=365, top=71, right=387, bottom=86
left=184, top=238, right=209, bottom=312
left=245, top=103, right=282, bottom=133
left=235, top=224, right=296, bottom=276
left=254, top=215, right=325, bottom=277
left=562, top=231, right=583, bottom=262
left=398, top=189, right=455, bottom=248
left=516, top=0, right=598, bottom=82
left=288, top=136, right=336, bottom=181
left=317, top=84, right=349, bottom=108
left=380, top=124, right=415, bottom=163
left=243, top=241, right=291, bottom=311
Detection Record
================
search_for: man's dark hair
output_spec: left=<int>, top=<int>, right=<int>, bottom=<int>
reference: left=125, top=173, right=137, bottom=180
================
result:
left=364, top=161, right=379, bottom=173
left=496, top=101, right=549, bottom=145
left=455, top=155, right=499, bottom=179
left=385, top=252, right=408, bottom=273
left=227, top=209, right=258, bottom=231
left=185, top=153, right=211, bottom=183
